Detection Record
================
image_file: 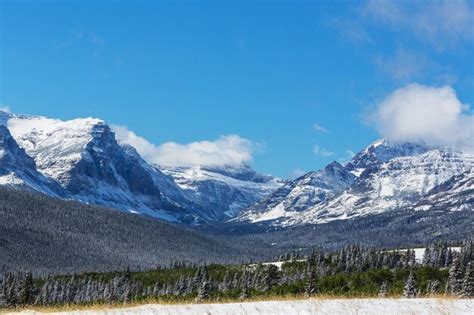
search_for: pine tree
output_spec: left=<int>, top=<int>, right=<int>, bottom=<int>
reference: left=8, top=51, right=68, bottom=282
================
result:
left=403, top=271, right=417, bottom=298
left=196, top=280, right=211, bottom=302
left=404, top=249, right=416, bottom=267
left=426, top=280, right=440, bottom=296
left=239, top=283, right=249, bottom=300
left=304, top=269, right=317, bottom=297
left=461, top=263, right=474, bottom=298
left=18, top=272, right=34, bottom=305
left=448, top=255, right=464, bottom=296
left=260, top=265, right=279, bottom=292
left=378, top=281, right=389, bottom=298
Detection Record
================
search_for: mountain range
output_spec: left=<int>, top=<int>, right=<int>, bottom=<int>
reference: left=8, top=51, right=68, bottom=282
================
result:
left=238, top=139, right=473, bottom=227
left=0, top=110, right=283, bottom=225
left=1, top=110, right=472, bottom=232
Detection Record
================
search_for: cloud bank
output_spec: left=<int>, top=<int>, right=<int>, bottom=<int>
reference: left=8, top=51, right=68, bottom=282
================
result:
left=371, top=83, right=473, bottom=149
left=112, top=125, right=255, bottom=167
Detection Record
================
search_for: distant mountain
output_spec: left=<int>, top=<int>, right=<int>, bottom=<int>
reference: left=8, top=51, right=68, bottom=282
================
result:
left=159, top=164, right=283, bottom=220
left=0, top=110, right=282, bottom=224
left=238, top=161, right=355, bottom=223
left=237, top=140, right=474, bottom=227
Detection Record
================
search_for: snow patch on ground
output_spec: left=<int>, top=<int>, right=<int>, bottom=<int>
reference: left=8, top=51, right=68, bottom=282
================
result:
left=14, top=299, right=473, bottom=315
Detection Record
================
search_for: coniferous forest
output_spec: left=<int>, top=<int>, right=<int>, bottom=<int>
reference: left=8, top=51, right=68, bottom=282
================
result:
left=1, top=240, right=472, bottom=309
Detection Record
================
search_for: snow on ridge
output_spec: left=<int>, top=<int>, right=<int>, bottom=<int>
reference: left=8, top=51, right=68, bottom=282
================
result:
left=5, top=113, right=106, bottom=182
left=239, top=141, right=474, bottom=227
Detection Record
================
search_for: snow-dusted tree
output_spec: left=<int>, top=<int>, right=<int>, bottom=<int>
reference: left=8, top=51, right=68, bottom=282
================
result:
left=403, top=271, right=417, bottom=298
left=196, top=280, right=212, bottom=302
left=239, top=283, right=249, bottom=300
left=404, top=249, right=416, bottom=267
left=219, top=272, right=231, bottom=292
left=260, top=265, right=279, bottom=292
left=461, top=263, right=473, bottom=298
left=174, top=276, right=187, bottom=296
left=378, top=281, right=389, bottom=298
left=447, top=255, right=464, bottom=296
left=304, top=269, right=317, bottom=297
left=18, top=272, right=34, bottom=305
left=426, top=280, right=440, bottom=296
left=122, top=282, right=131, bottom=303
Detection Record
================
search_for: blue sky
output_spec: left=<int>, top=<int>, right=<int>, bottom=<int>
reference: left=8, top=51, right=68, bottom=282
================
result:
left=1, top=1, right=473, bottom=178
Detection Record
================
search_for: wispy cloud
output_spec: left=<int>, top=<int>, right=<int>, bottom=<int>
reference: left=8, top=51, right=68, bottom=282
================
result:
left=326, top=18, right=372, bottom=45
left=112, top=125, right=256, bottom=167
left=0, top=105, right=11, bottom=113
left=312, top=123, right=329, bottom=133
left=374, top=48, right=427, bottom=82
left=313, top=145, right=334, bottom=157
left=363, top=0, right=474, bottom=50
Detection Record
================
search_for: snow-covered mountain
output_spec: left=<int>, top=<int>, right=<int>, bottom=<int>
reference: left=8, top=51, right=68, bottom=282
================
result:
left=1, top=109, right=472, bottom=229
left=414, top=170, right=473, bottom=212
left=238, top=161, right=355, bottom=223
left=1, top=110, right=199, bottom=222
left=238, top=140, right=474, bottom=227
left=0, top=110, right=282, bottom=224
left=159, top=164, right=283, bottom=220
left=0, top=125, right=62, bottom=196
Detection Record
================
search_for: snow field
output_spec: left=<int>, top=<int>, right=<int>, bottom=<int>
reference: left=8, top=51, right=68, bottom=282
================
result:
left=15, top=298, right=473, bottom=315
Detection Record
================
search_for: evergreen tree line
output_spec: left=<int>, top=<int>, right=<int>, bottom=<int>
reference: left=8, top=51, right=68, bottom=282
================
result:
left=1, top=241, right=472, bottom=308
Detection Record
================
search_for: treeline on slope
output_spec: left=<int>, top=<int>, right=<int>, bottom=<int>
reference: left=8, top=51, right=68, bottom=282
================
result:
left=0, top=187, right=272, bottom=275
left=1, top=240, right=472, bottom=308
left=232, top=208, right=474, bottom=251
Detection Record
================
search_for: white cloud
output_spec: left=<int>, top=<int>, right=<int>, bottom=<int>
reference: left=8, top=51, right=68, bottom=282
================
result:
left=363, top=0, right=474, bottom=50
left=112, top=125, right=255, bottom=167
left=313, top=145, right=334, bottom=157
left=371, top=83, right=473, bottom=148
left=312, top=123, right=329, bottom=133
left=0, top=106, right=11, bottom=113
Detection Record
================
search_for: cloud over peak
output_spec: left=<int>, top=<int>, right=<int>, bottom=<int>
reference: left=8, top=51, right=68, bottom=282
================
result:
left=112, top=125, right=256, bottom=167
left=371, top=83, right=473, bottom=149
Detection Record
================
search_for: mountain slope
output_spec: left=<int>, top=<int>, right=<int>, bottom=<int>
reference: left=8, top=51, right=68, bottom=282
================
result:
left=237, top=140, right=474, bottom=227
left=414, top=170, right=474, bottom=211
left=0, top=187, right=271, bottom=275
left=0, top=125, right=61, bottom=196
left=159, top=164, right=283, bottom=220
left=238, top=161, right=355, bottom=223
